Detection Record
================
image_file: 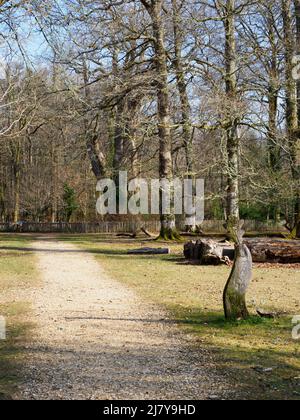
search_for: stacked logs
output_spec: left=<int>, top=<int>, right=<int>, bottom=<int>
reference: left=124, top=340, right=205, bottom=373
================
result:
left=184, top=238, right=300, bottom=265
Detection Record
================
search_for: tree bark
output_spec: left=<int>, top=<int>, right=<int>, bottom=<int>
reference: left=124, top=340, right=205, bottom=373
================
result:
left=267, top=11, right=281, bottom=172
left=142, top=0, right=179, bottom=240
left=50, top=139, right=58, bottom=223
left=124, top=98, right=141, bottom=178
left=11, top=140, right=21, bottom=224
left=83, top=58, right=106, bottom=180
left=282, top=0, right=300, bottom=236
left=223, top=226, right=252, bottom=320
left=13, top=165, right=20, bottom=224
left=172, top=0, right=195, bottom=232
left=223, top=242, right=252, bottom=320
left=224, top=0, right=240, bottom=229
left=293, top=0, right=300, bottom=236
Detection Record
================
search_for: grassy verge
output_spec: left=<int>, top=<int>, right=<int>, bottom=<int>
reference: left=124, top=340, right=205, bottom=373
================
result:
left=0, top=234, right=38, bottom=399
left=61, top=234, right=300, bottom=400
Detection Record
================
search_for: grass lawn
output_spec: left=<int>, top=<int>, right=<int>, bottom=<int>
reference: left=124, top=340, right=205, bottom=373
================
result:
left=62, top=234, right=300, bottom=400
left=0, top=234, right=38, bottom=399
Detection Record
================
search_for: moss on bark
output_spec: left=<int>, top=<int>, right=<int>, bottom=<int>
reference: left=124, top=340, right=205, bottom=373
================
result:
left=223, top=288, right=249, bottom=320
left=157, top=226, right=182, bottom=241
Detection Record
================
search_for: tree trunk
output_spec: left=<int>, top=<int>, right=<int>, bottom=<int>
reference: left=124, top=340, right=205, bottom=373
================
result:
left=223, top=226, right=252, bottom=320
left=50, top=139, right=58, bottom=223
left=172, top=0, right=195, bottom=232
left=125, top=98, right=141, bottom=178
left=267, top=11, right=280, bottom=171
left=11, top=140, right=21, bottom=224
left=224, top=0, right=240, bottom=229
left=294, top=0, right=300, bottom=236
left=83, top=58, right=106, bottom=180
left=142, top=0, right=179, bottom=240
left=0, top=152, right=6, bottom=221
left=282, top=0, right=300, bottom=237
left=112, top=48, right=125, bottom=182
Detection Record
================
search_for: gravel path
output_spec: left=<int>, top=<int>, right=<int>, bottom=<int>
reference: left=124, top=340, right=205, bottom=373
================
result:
left=19, top=239, right=230, bottom=400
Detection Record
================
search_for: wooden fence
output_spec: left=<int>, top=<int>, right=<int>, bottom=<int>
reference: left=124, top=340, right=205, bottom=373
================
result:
left=0, top=220, right=287, bottom=234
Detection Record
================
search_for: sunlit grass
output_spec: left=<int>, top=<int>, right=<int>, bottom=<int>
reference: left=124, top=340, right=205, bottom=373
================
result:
left=0, top=235, right=37, bottom=399
left=67, top=234, right=300, bottom=400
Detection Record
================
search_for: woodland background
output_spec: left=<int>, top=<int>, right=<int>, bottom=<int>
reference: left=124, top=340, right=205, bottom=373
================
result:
left=0, top=0, right=299, bottom=234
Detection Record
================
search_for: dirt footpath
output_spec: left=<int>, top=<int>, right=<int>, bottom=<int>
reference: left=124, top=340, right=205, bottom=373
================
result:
left=18, top=239, right=230, bottom=400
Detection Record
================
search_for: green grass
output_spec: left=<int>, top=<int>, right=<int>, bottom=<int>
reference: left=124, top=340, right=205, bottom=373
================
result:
left=1, top=233, right=299, bottom=400
left=62, top=234, right=300, bottom=400
left=0, top=235, right=37, bottom=399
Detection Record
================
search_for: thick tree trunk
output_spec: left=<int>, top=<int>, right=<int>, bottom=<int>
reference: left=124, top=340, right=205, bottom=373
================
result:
left=112, top=49, right=125, bottom=181
left=223, top=223, right=252, bottom=320
left=282, top=0, right=300, bottom=236
left=172, top=0, right=195, bottom=232
left=113, top=101, right=125, bottom=184
left=224, top=0, right=240, bottom=228
left=267, top=12, right=280, bottom=172
left=223, top=240, right=252, bottom=320
left=142, top=0, right=179, bottom=240
left=83, top=59, right=106, bottom=181
left=293, top=0, right=300, bottom=236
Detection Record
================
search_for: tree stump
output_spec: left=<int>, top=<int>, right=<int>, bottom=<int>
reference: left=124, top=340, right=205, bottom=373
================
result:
left=223, top=223, right=253, bottom=320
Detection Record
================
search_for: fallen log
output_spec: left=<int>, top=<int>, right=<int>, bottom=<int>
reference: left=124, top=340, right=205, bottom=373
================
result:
left=117, top=227, right=156, bottom=239
left=128, top=247, right=170, bottom=255
left=184, top=238, right=300, bottom=264
left=140, top=227, right=155, bottom=238
left=244, top=239, right=300, bottom=264
left=256, top=309, right=277, bottom=319
left=184, top=240, right=231, bottom=265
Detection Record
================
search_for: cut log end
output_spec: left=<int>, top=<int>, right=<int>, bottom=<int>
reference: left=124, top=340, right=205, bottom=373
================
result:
left=184, top=240, right=231, bottom=265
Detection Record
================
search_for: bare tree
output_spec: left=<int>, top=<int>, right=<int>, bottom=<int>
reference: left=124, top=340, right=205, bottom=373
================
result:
left=141, top=0, right=180, bottom=239
left=282, top=0, right=300, bottom=236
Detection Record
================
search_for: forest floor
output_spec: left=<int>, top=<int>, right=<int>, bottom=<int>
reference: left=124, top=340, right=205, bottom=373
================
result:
left=0, top=233, right=299, bottom=400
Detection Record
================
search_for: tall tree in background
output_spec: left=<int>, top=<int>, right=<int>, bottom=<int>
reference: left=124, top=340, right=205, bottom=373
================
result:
left=224, top=0, right=240, bottom=227
left=293, top=0, right=300, bottom=236
left=282, top=0, right=300, bottom=236
left=141, top=0, right=179, bottom=239
left=171, top=0, right=195, bottom=232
